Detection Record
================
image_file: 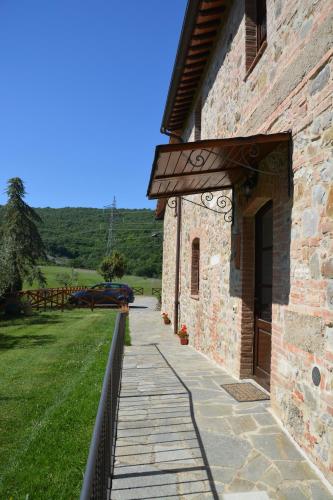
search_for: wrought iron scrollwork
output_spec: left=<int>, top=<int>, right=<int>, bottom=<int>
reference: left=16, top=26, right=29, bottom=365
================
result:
left=184, top=143, right=278, bottom=176
left=167, top=197, right=177, bottom=209
left=200, top=192, right=233, bottom=222
left=167, top=193, right=233, bottom=223
left=167, top=197, right=178, bottom=217
left=188, top=150, right=206, bottom=168
left=200, top=192, right=214, bottom=205
left=217, top=195, right=233, bottom=223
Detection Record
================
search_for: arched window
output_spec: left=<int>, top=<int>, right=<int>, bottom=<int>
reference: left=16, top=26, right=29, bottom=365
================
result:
left=191, top=238, right=200, bottom=296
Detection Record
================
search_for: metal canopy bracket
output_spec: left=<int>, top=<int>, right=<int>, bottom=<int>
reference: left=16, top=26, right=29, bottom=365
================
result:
left=167, top=191, right=233, bottom=223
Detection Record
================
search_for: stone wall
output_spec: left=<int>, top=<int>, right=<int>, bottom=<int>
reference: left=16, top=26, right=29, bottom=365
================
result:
left=161, top=0, right=333, bottom=482
left=161, top=202, right=177, bottom=321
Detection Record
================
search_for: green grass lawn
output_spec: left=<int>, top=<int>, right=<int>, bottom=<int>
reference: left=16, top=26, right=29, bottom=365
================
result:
left=25, top=265, right=162, bottom=295
left=24, top=265, right=103, bottom=288
left=117, top=274, right=162, bottom=295
left=0, top=309, right=130, bottom=500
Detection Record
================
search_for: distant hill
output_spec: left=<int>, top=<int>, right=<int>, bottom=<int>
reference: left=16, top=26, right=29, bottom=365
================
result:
left=0, top=206, right=163, bottom=278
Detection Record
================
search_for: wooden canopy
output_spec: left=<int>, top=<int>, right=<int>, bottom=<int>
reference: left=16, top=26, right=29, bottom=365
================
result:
left=147, top=133, right=290, bottom=199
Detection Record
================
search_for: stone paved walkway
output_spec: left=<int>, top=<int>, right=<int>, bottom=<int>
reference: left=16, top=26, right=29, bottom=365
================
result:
left=111, top=298, right=332, bottom=500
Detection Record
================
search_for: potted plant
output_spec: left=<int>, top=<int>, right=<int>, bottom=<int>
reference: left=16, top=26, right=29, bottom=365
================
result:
left=178, top=324, right=189, bottom=345
left=161, top=312, right=171, bottom=325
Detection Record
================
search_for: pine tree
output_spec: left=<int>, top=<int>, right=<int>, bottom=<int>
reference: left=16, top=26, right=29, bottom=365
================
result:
left=1, top=177, right=46, bottom=292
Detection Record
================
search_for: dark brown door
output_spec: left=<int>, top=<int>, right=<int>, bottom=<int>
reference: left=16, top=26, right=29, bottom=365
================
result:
left=254, top=202, right=273, bottom=390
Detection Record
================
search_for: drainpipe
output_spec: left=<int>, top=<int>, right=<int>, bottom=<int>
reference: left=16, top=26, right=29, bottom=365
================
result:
left=161, top=127, right=183, bottom=334
left=174, top=196, right=182, bottom=334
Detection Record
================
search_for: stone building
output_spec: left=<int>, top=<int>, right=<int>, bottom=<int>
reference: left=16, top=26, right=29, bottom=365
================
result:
left=147, top=0, right=333, bottom=485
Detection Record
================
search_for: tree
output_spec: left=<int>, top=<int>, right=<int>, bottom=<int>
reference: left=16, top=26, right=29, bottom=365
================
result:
left=56, top=268, right=79, bottom=287
left=1, top=177, right=46, bottom=293
left=99, top=252, right=126, bottom=282
left=0, top=242, right=15, bottom=298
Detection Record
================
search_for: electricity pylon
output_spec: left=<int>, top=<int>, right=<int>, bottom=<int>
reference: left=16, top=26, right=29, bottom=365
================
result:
left=106, top=196, right=117, bottom=256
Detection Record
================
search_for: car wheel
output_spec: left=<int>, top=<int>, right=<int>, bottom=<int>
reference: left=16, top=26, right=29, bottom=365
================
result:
left=117, top=295, right=128, bottom=304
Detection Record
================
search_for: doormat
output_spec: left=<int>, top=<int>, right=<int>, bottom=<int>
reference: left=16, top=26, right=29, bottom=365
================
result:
left=221, top=382, right=270, bottom=402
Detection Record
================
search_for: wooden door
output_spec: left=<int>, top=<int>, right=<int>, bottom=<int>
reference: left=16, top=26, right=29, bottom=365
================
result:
left=254, top=202, right=273, bottom=390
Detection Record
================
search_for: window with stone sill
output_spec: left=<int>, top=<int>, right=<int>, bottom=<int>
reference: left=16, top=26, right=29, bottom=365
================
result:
left=191, top=238, right=200, bottom=297
left=245, top=0, right=267, bottom=77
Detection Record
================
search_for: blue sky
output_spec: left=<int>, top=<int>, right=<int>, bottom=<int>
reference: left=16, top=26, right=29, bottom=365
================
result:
left=0, top=0, right=187, bottom=209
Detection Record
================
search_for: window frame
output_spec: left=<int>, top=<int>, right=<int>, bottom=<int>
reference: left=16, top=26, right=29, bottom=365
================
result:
left=191, top=238, right=200, bottom=298
left=244, top=0, right=267, bottom=78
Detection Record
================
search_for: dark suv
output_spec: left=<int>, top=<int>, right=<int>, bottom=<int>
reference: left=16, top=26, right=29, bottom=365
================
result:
left=69, top=282, right=134, bottom=306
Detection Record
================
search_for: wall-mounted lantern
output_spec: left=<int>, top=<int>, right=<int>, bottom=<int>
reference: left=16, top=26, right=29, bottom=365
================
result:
left=242, top=172, right=258, bottom=199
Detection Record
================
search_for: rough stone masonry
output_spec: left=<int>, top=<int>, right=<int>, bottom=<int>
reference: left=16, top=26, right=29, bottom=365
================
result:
left=161, top=0, right=333, bottom=485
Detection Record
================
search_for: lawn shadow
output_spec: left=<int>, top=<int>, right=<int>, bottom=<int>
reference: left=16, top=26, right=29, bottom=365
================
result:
left=0, top=313, right=63, bottom=327
left=0, top=394, right=34, bottom=402
left=0, top=333, right=57, bottom=350
left=25, top=314, right=63, bottom=325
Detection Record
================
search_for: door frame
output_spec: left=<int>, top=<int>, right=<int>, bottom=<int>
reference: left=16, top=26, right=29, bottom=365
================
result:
left=239, top=197, right=273, bottom=391
left=253, top=201, right=273, bottom=390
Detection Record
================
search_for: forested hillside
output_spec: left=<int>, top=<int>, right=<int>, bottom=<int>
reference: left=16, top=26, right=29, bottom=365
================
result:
left=0, top=207, right=163, bottom=277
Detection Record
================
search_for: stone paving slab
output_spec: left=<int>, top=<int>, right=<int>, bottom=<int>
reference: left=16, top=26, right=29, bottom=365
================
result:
left=110, top=298, right=333, bottom=500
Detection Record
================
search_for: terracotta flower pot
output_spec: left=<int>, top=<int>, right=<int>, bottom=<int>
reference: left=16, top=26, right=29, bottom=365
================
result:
left=180, top=337, right=189, bottom=345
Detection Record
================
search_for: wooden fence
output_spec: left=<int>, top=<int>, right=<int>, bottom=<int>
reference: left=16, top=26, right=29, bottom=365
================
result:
left=17, top=287, right=133, bottom=311
left=151, top=287, right=162, bottom=298
left=18, top=287, right=89, bottom=311
left=14, top=285, right=159, bottom=311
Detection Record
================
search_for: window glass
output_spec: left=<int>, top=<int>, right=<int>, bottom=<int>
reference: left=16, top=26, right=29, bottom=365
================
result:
left=191, top=238, right=200, bottom=295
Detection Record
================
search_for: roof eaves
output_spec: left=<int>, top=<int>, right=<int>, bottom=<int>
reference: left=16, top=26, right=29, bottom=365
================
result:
left=161, top=1, right=229, bottom=135
left=161, top=0, right=202, bottom=134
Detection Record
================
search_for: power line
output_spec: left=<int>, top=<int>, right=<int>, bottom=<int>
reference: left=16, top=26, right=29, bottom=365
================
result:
left=99, top=198, right=164, bottom=256
left=106, top=196, right=117, bottom=256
